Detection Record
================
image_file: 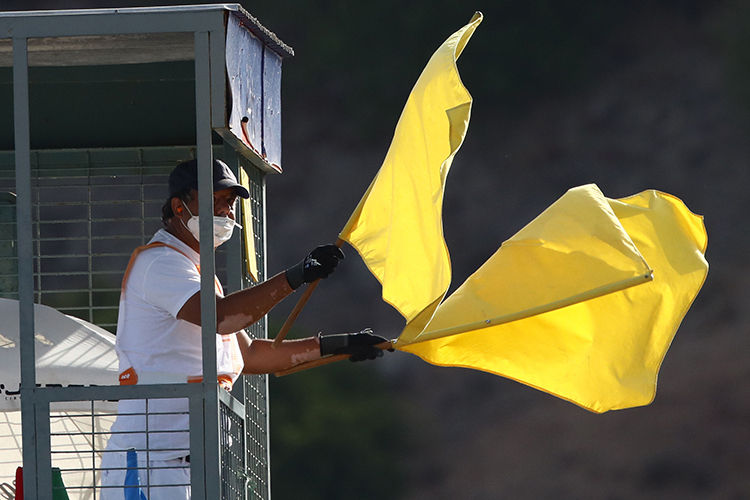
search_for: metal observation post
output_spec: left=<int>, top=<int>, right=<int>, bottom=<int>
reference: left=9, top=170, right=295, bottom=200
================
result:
left=0, top=4, right=292, bottom=499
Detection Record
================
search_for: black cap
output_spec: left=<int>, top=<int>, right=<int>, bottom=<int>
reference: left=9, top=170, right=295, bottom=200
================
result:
left=168, top=158, right=250, bottom=199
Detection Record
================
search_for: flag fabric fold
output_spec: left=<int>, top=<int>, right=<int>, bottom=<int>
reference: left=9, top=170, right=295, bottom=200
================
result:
left=399, top=184, right=654, bottom=344
left=397, top=185, right=708, bottom=413
left=339, top=12, right=483, bottom=335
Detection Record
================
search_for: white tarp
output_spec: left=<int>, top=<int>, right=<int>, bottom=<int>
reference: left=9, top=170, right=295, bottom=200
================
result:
left=0, top=298, right=119, bottom=410
left=0, top=298, right=119, bottom=498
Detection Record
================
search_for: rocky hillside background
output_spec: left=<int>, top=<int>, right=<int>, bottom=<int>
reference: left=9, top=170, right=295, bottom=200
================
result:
left=263, top=3, right=750, bottom=499
left=4, top=1, right=750, bottom=498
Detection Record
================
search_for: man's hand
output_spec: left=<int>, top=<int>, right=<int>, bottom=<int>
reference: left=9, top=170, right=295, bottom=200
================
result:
left=285, top=244, right=345, bottom=290
left=319, top=329, right=393, bottom=362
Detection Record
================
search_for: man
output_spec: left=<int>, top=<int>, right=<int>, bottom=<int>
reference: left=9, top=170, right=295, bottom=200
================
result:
left=100, top=158, right=387, bottom=499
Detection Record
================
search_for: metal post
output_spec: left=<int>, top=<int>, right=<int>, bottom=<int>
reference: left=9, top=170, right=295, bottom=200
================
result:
left=189, top=392, right=207, bottom=500
left=34, top=400, right=52, bottom=496
left=194, top=29, right=222, bottom=500
left=223, top=143, right=243, bottom=295
left=13, top=35, right=43, bottom=500
left=260, top=167, right=272, bottom=499
left=210, top=22, right=227, bottom=132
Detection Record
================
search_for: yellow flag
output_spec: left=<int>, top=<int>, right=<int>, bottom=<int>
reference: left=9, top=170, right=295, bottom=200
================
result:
left=339, top=13, right=483, bottom=334
left=239, top=166, right=259, bottom=282
left=398, top=185, right=708, bottom=413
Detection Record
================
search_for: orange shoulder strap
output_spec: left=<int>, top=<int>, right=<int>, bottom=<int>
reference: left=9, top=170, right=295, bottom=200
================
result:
left=121, top=241, right=222, bottom=294
left=121, top=242, right=190, bottom=292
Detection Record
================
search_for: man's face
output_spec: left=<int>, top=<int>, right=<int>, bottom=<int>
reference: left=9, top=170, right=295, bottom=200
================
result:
left=186, top=187, right=239, bottom=220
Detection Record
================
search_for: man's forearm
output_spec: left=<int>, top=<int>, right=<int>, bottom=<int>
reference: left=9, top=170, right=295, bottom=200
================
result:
left=215, top=272, right=296, bottom=333
left=239, top=335, right=321, bottom=374
left=176, top=272, right=296, bottom=332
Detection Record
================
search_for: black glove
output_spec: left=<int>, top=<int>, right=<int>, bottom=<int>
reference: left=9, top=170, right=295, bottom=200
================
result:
left=285, top=244, right=345, bottom=290
left=319, top=328, right=393, bottom=362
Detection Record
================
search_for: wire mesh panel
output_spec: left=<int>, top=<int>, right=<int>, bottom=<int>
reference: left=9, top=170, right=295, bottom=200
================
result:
left=243, top=373, right=269, bottom=500
left=49, top=401, right=117, bottom=500
left=0, top=191, right=16, bottom=300
left=0, top=402, right=117, bottom=500
left=0, top=147, right=261, bottom=327
left=42, top=398, right=195, bottom=499
left=239, top=155, right=270, bottom=500
left=102, top=397, right=193, bottom=499
left=0, top=147, right=202, bottom=330
left=38, top=394, right=255, bottom=500
left=220, top=396, right=247, bottom=500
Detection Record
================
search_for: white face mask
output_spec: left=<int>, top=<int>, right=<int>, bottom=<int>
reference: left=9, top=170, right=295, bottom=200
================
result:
left=182, top=204, right=241, bottom=248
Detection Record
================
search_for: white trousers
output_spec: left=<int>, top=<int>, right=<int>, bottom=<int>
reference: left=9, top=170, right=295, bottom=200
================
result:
left=100, top=450, right=190, bottom=500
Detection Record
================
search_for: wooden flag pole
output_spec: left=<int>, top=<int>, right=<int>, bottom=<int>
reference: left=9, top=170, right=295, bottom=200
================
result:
left=272, top=238, right=345, bottom=348
left=274, top=340, right=395, bottom=377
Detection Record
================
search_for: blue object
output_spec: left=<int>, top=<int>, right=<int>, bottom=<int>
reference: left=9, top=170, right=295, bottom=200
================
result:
left=125, top=449, right=148, bottom=500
